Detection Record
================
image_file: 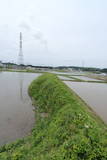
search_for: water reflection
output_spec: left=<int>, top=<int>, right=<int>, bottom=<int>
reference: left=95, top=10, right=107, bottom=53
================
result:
left=0, top=72, right=40, bottom=146
left=64, top=81, right=107, bottom=123
left=19, top=73, right=24, bottom=101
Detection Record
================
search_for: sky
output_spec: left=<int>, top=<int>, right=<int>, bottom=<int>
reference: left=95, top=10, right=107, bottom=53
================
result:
left=0, top=0, right=107, bottom=67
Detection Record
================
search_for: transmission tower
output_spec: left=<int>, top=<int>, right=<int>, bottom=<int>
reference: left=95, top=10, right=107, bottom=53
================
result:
left=18, top=32, right=24, bottom=65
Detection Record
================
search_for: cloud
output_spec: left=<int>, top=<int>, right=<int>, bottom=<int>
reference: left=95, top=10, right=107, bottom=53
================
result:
left=19, top=22, right=31, bottom=31
left=19, top=21, right=48, bottom=48
left=33, top=31, right=43, bottom=40
left=41, top=39, right=48, bottom=47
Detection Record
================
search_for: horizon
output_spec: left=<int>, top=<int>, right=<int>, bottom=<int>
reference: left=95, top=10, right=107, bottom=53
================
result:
left=0, top=60, right=107, bottom=69
left=0, top=0, right=107, bottom=67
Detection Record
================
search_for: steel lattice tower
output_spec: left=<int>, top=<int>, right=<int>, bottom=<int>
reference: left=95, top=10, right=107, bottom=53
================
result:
left=18, top=32, right=24, bottom=65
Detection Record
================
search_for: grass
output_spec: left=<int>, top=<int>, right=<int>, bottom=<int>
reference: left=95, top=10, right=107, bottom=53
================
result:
left=0, top=73, right=107, bottom=159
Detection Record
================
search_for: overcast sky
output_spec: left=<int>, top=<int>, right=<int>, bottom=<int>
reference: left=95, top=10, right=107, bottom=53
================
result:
left=0, top=0, right=107, bottom=67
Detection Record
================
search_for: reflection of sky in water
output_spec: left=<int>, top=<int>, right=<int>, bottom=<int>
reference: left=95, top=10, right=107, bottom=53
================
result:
left=0, top=72, right=41, bottom=146
left=65, top=81, right=107, bottom=123
left=72, top=76, right=101, bottom=81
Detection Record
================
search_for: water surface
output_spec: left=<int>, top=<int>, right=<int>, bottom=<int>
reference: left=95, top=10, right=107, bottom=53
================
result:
left=71, top=76, right=101, bottom=81
left=58, top=75, right=73, bottom=80
left=0, top=72, right=40, bottom=146
left=64, top=81, right=107, bottom=123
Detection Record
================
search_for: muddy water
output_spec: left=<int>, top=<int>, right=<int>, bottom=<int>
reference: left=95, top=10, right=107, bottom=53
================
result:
left=0, top=72, right=40, bottom=146
left=72, top=76, right=101, bottom=81
left=64, top=81, right=107, bottom=123
left=58, top=75, right=73, bottom=81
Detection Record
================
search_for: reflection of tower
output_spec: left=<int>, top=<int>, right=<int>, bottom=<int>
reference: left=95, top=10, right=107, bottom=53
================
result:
left=19, top=73, right=24, bottom=101
left=18, top=32, right=24, bottom=65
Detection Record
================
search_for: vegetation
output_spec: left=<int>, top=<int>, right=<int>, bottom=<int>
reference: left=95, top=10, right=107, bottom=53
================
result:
left=102, top=68, right=107, bottom=73
left=0, top=73, right=107, bottom=159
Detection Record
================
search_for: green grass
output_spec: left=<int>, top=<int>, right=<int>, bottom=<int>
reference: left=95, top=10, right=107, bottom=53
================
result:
left=0, top=73, right=107, bottom=160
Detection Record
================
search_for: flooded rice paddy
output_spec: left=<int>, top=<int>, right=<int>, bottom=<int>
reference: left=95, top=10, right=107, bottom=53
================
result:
left=0, top=71, right=107, bottom=146
left=65, top=81, right=107, bottom=123
left=71, top=76, right=101, bottom=81
left=0, top=72, right=40, bottom=146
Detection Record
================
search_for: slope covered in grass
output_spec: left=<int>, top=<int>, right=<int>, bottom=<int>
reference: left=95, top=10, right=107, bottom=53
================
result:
left=0, top=73, right=107, bottom=160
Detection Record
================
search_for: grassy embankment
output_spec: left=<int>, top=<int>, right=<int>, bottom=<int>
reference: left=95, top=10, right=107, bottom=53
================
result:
left=0, top=73, right=107, bottom=159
